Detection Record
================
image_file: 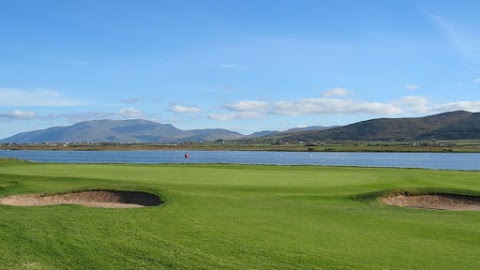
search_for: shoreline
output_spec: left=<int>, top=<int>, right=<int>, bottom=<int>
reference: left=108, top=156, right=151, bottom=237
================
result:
left=1, top=142, right=480, bottom=153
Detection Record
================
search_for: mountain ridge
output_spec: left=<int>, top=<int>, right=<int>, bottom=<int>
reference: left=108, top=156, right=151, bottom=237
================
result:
left=260, top=110, right=480, bottom=142
left=0, top=119, right=244, bottom=143
left=2, top=111, right=479, bottom=143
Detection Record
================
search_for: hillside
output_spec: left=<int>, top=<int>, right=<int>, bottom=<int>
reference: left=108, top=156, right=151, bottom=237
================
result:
left=0, top=119, right=244, bottom=143
left=263, top=111, right=480, bottom=142
left=2, top=111, right=479, bottom=144
left=247, top=126, right=333, bottom=138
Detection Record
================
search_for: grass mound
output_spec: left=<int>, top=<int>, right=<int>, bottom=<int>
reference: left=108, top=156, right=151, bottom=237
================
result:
left=0, top=190, right=162, bottom=208
left=382, top=192, right=480, bottom=211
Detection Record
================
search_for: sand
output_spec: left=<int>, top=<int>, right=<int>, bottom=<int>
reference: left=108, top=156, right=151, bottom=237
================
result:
left=382, top=193, right=480, bottom=211
left=0, top=190, right=162, bottom=208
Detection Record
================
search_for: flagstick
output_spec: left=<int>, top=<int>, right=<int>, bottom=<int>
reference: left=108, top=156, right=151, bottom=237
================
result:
left=183, top=153, right=189, bottom=173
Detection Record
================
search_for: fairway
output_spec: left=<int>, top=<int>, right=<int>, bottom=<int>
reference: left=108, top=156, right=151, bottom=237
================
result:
left=1, top=162, right=479, bottom=270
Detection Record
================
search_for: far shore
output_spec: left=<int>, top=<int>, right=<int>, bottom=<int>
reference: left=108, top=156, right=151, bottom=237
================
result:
left=1, top=140, right=480, bottom=153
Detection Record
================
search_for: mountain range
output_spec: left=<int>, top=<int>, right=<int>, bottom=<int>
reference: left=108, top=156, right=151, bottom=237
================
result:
left=0, top=119, right=245, bottom=143
left=1, top=110, right=479, bottom=143
left=261, top=110, right=480, bottom=142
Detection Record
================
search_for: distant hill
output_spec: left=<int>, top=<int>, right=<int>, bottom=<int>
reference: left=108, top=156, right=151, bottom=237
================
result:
left=0, top=119, right=245, bottom=143
left=247, top=130, right=279, bottom=138
left=260, top=111, right=480, bottom=142
left=3, top=111, right=478, bottom=144
left=247, top=126, right=334, bottom=138
left=283, top=126, right=335, bottom=133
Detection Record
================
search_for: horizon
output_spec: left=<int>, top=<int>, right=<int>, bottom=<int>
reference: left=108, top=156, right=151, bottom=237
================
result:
left=1, top=109, right=474, bottom=139
left=1, top=0, right=480, bottom=139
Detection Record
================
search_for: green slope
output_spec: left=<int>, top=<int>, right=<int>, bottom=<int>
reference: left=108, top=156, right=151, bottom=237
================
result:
left=267, top=110, right=480, bottom=142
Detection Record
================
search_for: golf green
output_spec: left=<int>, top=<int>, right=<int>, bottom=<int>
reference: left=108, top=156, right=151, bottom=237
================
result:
left=1, top=161, right=479, bottom=269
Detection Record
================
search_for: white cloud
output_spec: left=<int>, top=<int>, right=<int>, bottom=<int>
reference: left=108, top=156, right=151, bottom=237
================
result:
left=0, top=110, right=37, bottom=120
left=430, top=14, right=480, bottom=59
left=323, top=87, right=352, bottom=97
left=272, top=98, right=402, bottom=115
left=405, top=85, right=420, bottom=90
left=211, top=94, right=480, bottom=123
left=211, top=101, right=269, bottom=121
left=171, top=105, right=202, bottom=114
left=431, top=14, right=455, bottom=37
left=224, top=100, right=269, bottom=112
left=235, top=111, right=266, bottom=119
left=395, top=96, right=430, bottom=114
left=119, top=107, right=143, bottom=118
left=209, top=97, right=404, bottom=122
left=0, top=87, right=84, bottom=107
left=121, top=98, right=143, bottom=104
left=55, top=112, right=115, bottom=123
left=14, top=110, right=154, bottom=123
left=433, top=101, right=480, bottom=112
left=208, top=113, right=236, bottom=121
left=208, top=111, right=265, bottom=121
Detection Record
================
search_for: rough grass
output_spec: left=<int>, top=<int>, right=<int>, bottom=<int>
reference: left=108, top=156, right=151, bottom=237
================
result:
left=0, top=157, right=32, bottom=166
left=0, top=163, right=479, bottom=269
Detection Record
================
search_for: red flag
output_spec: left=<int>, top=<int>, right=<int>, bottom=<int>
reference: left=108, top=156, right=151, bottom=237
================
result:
left=184, top=153, right=190, bottom=159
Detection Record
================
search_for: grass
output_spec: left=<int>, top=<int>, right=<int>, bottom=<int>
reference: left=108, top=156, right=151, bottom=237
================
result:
left=0, top=158, right=33, bottom=166
left=0, top=161, right=479, bottom=269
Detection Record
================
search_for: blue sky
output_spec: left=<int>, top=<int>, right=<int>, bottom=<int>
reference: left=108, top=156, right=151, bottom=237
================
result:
left=1, top=0, right=480, bottom=139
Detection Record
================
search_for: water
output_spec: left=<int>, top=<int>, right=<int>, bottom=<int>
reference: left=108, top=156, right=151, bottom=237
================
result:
left=1, top=150, right=479, bottom=170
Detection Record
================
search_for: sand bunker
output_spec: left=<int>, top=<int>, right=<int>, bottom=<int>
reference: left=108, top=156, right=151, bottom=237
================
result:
left=0, top=190, right=162, bottom=208
left=382, top=193, right=480, bottom=211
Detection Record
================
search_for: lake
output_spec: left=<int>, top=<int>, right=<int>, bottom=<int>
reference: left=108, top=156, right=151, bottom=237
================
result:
left=0, top=150, right=479, bottom=171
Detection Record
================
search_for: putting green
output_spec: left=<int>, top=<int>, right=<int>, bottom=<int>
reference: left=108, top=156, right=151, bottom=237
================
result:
left=1, top=162, right=479, bottom=269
